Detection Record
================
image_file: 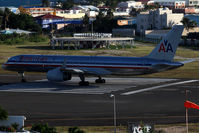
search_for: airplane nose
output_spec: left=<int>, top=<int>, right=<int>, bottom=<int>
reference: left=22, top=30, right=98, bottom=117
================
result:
left=2, top=64, right=6, bottom=70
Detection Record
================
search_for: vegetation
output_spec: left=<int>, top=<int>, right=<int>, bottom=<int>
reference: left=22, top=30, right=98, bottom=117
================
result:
left=42, top=0, right=50, bottom=7
left=0, top=125, right=17, bottom=132
left=93, top=11, right=117, bottom=33
left=0, top=8, right=42, bottom=33
left=65, top=10, right=117, bottom=33
left=82, top=14, right=90, bottom=32
left=68, top=127, right=85, bottom=133
left=62, top=0, right=75, bottom=10
left=31, top=123, right=57, bottom=133
left=0, top=107, right=20, bottom=132
left=0, top=33, right=49, bottom=45
left=144, top=3, right=160, bottom=10
left=180, top=17, right=197, bottom=45
left=181, top=17, right=198, bottom=32
left=0, top=106, right=8, bottom=120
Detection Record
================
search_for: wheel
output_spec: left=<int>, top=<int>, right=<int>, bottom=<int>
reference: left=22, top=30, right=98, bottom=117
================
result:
left=95, top=79, right=106, bottom=83
left=79, top=81, right=89, bottom=86
left=95, top=79, right=100, bottom=83
left=21, top=79, right=26, bottom=82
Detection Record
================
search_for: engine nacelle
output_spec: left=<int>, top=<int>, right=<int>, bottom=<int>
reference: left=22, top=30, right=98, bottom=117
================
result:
left=47, top=68, right=72, bottom=82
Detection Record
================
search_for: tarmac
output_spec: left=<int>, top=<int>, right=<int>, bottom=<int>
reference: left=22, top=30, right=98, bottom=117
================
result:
left=0, top=74, right=199, bottom=126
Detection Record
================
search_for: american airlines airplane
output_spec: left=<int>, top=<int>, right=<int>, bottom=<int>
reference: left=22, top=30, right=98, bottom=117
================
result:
left=2, top=25, right=186, bottom=86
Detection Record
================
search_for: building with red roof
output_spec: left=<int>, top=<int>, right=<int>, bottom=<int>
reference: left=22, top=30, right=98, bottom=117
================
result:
left=35, top=14, right=65, bottom=29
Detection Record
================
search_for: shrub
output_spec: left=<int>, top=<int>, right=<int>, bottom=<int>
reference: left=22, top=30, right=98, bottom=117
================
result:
left=0, top=106, right=8, bottom=120
left=31, top=123, right=57, bottom=133
left=29, top=35, right=49, bottom=43
left=68, top=127, right=85, bottom=133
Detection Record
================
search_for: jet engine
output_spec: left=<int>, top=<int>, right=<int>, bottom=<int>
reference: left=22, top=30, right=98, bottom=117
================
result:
left=47, top=68, right=72, bottom=82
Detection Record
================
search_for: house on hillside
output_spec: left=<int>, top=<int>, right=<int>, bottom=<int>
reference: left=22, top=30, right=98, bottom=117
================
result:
left=35, top=14, right=64, bottom=29
left=19, top=6, right=55, bottom=17
left=55, top=9, right=85, bottom=19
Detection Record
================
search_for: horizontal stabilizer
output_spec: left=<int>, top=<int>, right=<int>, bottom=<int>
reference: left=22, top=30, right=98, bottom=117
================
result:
left=179, top=59, right=195, bottom=64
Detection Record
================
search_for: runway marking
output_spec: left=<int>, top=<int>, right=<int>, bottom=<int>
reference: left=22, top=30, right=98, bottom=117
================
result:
left=121, top=80, right=199, bottom=95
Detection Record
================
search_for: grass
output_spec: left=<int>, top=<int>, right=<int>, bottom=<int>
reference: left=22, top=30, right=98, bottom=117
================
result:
left=1, top=41, right=199, bottom=78
left=24, top=123, right=199, bottom=133
left=56, top=126, right=127, bottom=133
left=54, top=123, right=199, bottom=133
left=155, top=123, right=199, bottom=133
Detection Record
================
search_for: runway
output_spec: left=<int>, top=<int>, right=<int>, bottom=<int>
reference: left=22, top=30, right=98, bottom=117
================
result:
left=0, top=74, right=199, bottom=126
left=0, top=76, right=176, bottom=94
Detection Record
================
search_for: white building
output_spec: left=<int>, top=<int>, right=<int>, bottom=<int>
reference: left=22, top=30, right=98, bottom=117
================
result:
left=114, top=1, right=144, bottom=16
left=117, top=1, right=144, bottom=9
left=55, top=9, right=85, bottom=19
left=150, top=1, right=186, bottom=9
left=152, top=0, right=199, bottom=7
left=71, top=5, right=99, bottom=12
left=71, top=5, right=99, bottom=17
left=136, top=8, right=184, bottom=33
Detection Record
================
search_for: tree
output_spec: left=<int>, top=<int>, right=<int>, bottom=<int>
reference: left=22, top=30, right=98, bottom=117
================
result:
left=31, top=123, right=57, bottom=133
left=106, top=9, right=114, bottom=19
left=96, top=11, right=104, bottom=20
left=68, top=127, right=85, bottom=133
left=181, top=17, right=197, bottom=45
left=181, top=17, right=197, bottom=32
left=41, top=0, right=50, bottom=7
left=3, top=8, right=12, bottom=29
left=82, top=14, right=89, bottom=32
left=62, top=0, right=74, bottom=10
left=94, top=11, right=117, bottom=33
left=7, top=13, right=41, bottom=32
left=0, top=106, right=8, bottom=120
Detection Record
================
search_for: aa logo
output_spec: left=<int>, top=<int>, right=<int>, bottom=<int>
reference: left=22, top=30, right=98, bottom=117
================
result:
left=158, top=40, right=173, bottom=53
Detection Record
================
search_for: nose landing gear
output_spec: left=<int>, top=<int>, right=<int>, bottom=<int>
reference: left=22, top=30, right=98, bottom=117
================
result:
left=95, top=76, right=106, bottom=83
left=18, top=72, right=26, bottom=82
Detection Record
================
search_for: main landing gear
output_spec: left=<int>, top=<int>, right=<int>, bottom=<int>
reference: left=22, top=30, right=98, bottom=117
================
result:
left=79, top=74, right=89, bottom=86
left=78, top=75, right=106, bottom=86
left=18, top=72, right=26, bottom=82
left=95, top=76, right=106, bottom=83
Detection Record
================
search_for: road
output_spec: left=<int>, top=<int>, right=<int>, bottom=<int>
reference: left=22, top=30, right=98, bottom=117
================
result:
left=0, top=74, right=199, bottom=126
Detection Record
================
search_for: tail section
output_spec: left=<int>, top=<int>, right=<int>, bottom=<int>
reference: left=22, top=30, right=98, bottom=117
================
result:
left=146, top=25, right=184, bottom=61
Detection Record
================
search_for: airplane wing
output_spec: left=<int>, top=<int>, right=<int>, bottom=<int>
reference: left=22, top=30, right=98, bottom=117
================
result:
left=60, top=67, right=111, bottom=75
left=60, top=67, right=84, bottom=74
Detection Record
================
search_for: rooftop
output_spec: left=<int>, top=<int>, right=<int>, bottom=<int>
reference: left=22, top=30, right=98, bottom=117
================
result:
left=35, top=14, right=64, bottom=19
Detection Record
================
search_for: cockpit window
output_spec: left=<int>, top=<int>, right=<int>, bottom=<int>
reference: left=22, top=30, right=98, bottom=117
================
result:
left=7, top=55, right=21, bottom=62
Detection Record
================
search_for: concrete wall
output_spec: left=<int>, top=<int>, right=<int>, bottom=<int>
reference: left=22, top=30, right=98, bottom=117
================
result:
left=0, top=116, right=26, bottom=130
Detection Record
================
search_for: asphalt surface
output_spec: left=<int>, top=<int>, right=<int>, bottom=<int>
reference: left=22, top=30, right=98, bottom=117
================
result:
left=0, top=74, right=199, bottom=126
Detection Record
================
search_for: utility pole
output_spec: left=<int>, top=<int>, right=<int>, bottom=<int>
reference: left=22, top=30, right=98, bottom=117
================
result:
left=185, top=89, right=188, bottom=133
left=110, top=94, right=117, bottom=133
